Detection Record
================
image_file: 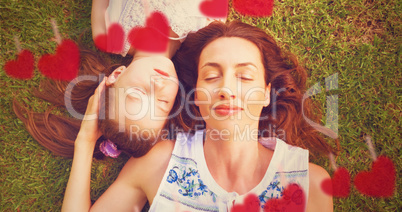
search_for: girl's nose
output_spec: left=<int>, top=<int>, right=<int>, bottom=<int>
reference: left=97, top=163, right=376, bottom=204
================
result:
left=152, top=76, right=165, bottom=89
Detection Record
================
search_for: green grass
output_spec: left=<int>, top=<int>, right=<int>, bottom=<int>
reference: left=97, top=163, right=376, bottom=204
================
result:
left=1, top=0, right=400, bottom=211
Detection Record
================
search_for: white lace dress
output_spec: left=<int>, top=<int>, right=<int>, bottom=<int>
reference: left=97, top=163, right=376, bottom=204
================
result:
left=149, top=131, right=309, bottom=211
left=106, top=0, right=225, bottom=56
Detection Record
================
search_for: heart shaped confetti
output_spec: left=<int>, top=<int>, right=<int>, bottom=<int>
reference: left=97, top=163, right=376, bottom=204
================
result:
left=38, top=39, right=79, bottom=81
left=94, top=23, right=125, bottom=53
left=233, top=0, right=274, bottom=17
left=321, top=167, right=351, bottom=197
left=199, top=0, right=228, bottom=18
left=231, top=193, right=260, bottom=212
left=4, top=50, right=34, bottom=80
left=354, top=156, right=396, bottom=197
left=264, top=183, right=306, bottom=212
left=128, top=12, right=169, bottom=53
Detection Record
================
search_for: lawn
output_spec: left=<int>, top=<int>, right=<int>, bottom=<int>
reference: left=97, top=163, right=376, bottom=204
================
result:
left=0, top=0, right=400, bottom=211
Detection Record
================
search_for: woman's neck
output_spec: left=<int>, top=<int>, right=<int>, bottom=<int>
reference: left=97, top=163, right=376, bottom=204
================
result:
left=203, top=126, right=273, bottom=194
left=204, top=126, right=260, bottom=167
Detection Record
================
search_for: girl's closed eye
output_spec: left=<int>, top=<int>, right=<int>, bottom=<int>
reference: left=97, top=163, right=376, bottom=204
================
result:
left=135, top=87, right=147, bottom=94
left=130, top=87, right=146, bottom=95
left=127, top=87, right=147, bottom=100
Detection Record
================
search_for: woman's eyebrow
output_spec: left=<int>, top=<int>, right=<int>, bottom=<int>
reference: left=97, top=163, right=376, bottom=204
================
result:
left=201, top=62, right=258, bottom=70
left=235, top=62, right=258, bottom=70
left=200, top=62, right=221, bottom=69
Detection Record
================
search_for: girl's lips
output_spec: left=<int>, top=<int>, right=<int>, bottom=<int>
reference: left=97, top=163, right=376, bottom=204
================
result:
left=154, top=68, right=169, bottom=77
left=213, top=105, right=243, bottom=116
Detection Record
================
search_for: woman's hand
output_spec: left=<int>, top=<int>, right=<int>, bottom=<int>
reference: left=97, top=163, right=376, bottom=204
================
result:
left=76, top=77, right=107, bottom=145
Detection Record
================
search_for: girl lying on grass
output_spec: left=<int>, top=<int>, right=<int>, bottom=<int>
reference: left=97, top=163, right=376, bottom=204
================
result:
left=61, top=21, right=337, bottom=211
left=14, top=0, right=225, bottom=158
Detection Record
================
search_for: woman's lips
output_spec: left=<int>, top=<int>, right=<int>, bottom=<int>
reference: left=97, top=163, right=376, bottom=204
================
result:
left=213, top=105, right=243, bottom=116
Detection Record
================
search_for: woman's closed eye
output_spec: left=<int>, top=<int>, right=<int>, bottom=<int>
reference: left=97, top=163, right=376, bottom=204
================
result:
left=204, top=74, right=220, bottom=81
left=238, top=74, right=253, bottom=81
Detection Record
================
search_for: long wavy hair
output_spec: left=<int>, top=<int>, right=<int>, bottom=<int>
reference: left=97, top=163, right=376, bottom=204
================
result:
left=13, top=49, right=183, bottom=158
left=173, top=21, right=339, bottom=157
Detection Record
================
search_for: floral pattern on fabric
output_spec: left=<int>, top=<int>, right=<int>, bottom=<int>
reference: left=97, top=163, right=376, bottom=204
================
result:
left=258, top=169, right=307, bottom=208
left=166, top=155, right=217, bottom=202
left=258, top=180, right=285, bottom=206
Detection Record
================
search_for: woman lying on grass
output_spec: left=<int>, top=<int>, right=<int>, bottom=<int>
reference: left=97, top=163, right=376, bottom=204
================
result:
left=62, top=21, right=337, bottom=211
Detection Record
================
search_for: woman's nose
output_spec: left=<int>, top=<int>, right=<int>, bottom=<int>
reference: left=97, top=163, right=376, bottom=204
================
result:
left=216, top=76, right=237, bottom=100
left=217, top=88, right=236, bottom=99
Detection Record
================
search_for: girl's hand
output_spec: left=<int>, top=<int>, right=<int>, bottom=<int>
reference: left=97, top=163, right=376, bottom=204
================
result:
left=76, top=77, right=107, bottom=144
left=62, top=77, right=108, bottom=212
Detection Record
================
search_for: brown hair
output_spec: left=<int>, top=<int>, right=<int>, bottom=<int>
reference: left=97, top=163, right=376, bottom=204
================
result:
left=173, top=21, right=339, bottom=157
left=13, top=49, right=182, bottom=158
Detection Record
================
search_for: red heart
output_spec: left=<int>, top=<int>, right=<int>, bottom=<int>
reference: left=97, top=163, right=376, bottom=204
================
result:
left=94, top=23, right=125, bottom=53
left=321, top=167, right=351, bottom=197
left=128, top=12, right=169, bottom=53
left=4, top=50, right=34, bottom=80
left=231, top=193, right=260, bottom=212
left=264, top=183, right=306, bottom=212
left=199, top=0, right=228, bottom=18
left=38, top=39, right=79, bottom=81
left=354, top=156, right=396, bottom=197
left=233, top=0, right=274, bottom=17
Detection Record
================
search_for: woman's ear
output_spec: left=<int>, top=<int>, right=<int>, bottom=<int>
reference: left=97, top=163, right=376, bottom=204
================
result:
left=264, top=83, right=271, bottom=107
left=106, top=66, right=126, bottom=86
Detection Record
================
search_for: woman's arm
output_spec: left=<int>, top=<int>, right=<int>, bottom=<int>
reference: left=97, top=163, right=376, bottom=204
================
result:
left=91, top=0, right=109, bottom=41
left=61, top=78, right=106, bottom=212
left=306, top=163, right=333, bottom=212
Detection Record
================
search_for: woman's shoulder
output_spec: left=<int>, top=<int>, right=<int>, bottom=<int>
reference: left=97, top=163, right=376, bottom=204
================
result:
left=308, top=163, right=330, bottom=197
left=307, top=163, right=333, bottom=212
left=308, top=163, right=330, bottom=185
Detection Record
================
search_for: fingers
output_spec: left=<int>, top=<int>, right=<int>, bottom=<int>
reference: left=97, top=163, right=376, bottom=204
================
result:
left=92, top=77, right=107, bottom=104
left=84, top=77, right=107, bottom=120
